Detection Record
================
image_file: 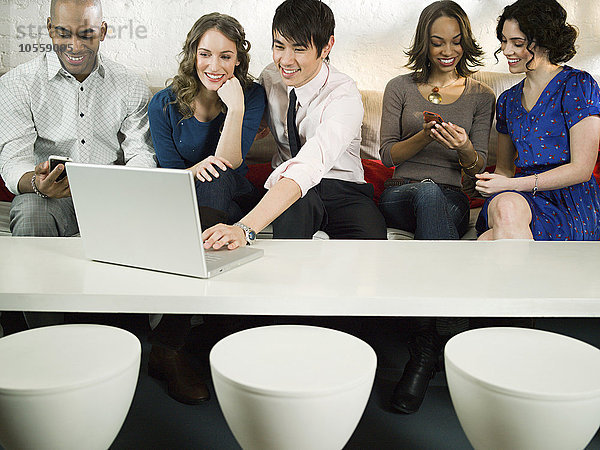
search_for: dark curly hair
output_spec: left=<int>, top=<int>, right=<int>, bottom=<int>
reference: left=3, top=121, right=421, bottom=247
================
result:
left=406, top=0, right=484, bottom=84
left=495, top=0, right=578, bottom=69
left=168, top=13, right=253, bottom=120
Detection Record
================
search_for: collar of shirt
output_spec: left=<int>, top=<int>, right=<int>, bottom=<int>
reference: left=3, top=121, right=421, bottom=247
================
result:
left=287, top=62, right=330, bottom=109
left=45, top=51, right=105, bottom=81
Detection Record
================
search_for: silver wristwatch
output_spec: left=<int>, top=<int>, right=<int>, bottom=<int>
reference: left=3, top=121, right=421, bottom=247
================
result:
left=233, top=222, right=256, bottom=245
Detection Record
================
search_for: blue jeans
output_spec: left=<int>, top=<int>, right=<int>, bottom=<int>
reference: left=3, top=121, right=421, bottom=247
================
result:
left=379, top=181, right=469, bottom=239
left=194, top=168, right=260, bottom=225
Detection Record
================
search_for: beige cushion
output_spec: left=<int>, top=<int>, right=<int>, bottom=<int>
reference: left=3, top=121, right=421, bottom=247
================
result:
left=154, top=71, right=600, bottom=166
left=156, top=70, right=600, bottom=168
left=246, top=132, right=277, bottom=165
left=471, top=71, right=525, bottom=166
left=360, top=90, right=384, bottom=160
left=153, top=71, right=534, bottom=165
left=245, top=88, right=385, bottom=163
left=358, top=71, right=527, bottom=168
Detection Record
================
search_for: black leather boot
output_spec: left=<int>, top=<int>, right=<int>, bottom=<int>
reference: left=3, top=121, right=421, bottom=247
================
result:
left=391, top=320, right=444, bottom=414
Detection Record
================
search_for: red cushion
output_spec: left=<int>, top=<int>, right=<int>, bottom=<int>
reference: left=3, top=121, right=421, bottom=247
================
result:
left=361, top=159, right=393, bottom=203
left=245, top=160, right=394, bottom=204
left=468, top=197, right=485, bottom=208
left=594, top=148, right=600, bottom=187
left=0, top=176, right=14, bottom=202
left=245, top=163, right=272, bottom=195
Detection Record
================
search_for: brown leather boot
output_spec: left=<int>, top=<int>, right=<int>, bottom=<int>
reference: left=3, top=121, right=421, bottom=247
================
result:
left=148, top=346, right=210, bottom=404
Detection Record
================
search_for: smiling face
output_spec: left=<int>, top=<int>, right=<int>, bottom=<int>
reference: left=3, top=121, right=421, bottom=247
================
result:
left=47, top=0, right=106, bottom=82
left=272, top=31, right=333, bottom=88
left=500, top=19, right=536, bottom=73
left=428, top=16, right=463, bottom=76
left=195, top=28, right=239, bottom=91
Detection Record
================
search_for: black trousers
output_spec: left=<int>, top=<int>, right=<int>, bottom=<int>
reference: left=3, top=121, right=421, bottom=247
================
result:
left=272, top=178, right=387, bottom=239
left=149, top=314, right=190, bottom=351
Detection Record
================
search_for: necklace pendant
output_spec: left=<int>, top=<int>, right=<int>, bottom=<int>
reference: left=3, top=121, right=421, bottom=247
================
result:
left=428, top=91, right=442, bottom=104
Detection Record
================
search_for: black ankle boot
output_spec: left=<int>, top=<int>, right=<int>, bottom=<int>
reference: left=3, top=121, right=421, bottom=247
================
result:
left=391, top=326, right=444, bottom=414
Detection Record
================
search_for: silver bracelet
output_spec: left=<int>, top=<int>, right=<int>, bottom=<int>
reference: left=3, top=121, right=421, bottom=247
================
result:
left=31, top=174, right=49, bottom=199
left=532, top=173, right=539, bottom=197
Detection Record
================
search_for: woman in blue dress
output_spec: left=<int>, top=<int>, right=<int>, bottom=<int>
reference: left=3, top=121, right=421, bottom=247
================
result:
left=476, top=0, right=600, bottom=240
left=146, top=13, right=266, bottom=405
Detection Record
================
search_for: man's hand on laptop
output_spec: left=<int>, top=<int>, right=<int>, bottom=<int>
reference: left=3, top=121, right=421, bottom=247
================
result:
left=190, top=156, right=233, bottom=182
left=34, top=161, right=71, bottom=198
left=202, top=224, right=245, bottom=250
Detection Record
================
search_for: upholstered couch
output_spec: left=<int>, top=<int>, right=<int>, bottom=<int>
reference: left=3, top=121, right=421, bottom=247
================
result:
left=241, top=70, right=528, bottom=240
left=2, top=70, right=597, bottom=238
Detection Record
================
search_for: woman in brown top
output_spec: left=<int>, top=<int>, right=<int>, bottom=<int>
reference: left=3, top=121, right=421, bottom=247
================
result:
left=378, top=1, right=494, bottom=414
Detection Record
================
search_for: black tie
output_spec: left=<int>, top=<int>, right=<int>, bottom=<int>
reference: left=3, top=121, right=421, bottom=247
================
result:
left=287, top=89, right=301, bottom=157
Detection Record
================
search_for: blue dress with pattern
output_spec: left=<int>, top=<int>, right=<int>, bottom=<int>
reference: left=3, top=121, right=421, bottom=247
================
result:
left=477, top=66, right=600, bottom=240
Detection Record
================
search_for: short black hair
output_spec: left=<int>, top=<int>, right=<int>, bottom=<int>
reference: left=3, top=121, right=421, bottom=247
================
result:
left=495, top=0, right=577, bottom=69
left=272, top=0, right=335, bottom=60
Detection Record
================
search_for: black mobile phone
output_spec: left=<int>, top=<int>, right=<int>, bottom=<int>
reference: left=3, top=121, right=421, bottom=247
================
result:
left=48, top=155, right=73, bottom=181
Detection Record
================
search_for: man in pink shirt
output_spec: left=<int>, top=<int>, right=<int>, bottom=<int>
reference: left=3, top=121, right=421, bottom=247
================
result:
left=203, top=0, right=386, bottom=248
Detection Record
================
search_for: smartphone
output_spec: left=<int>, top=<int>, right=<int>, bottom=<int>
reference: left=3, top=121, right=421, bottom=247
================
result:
left=48, top=155, right=73, bottom=181
left=423, top=111, right=444, bottom=124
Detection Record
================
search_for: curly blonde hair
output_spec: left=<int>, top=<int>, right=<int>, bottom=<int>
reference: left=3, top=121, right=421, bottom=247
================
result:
left=169, top=12, right=253, bottom=119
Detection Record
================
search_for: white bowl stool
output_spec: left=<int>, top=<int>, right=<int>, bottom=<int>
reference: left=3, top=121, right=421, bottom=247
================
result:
left=0, top=324, right=141, bottom=450
left=445, top=327, right=600, bottom=450
left=210, top=325, right=377, bottom=450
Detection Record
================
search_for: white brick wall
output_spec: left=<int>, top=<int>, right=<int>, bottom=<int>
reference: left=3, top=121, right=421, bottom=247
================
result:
left=2, top=0, right=599, bottom=90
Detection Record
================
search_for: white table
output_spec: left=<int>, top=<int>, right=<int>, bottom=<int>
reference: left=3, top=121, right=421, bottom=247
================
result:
left=0, top=237, right=599, bottom=317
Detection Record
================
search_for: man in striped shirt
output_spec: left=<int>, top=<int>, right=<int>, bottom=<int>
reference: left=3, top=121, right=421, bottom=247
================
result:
left=0, top=0, right=156, bottom=237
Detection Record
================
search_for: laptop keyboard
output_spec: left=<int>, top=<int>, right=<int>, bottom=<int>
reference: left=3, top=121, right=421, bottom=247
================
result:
left=204, top=253, right=223, bottom=262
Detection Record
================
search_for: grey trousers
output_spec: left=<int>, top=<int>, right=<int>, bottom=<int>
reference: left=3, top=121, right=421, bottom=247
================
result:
left=9, top=194, right=76, bottom=328
left=10, top=194, right=79, bottom=237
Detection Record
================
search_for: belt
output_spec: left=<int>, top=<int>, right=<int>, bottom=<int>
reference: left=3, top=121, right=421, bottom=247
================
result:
left=384, top=177, right=463, bottom=194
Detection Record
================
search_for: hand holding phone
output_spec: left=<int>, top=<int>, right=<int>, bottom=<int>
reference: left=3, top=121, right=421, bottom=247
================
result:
left=48, top=155, right=73, bottom=182
left=423, top=111, right=444, bottom=124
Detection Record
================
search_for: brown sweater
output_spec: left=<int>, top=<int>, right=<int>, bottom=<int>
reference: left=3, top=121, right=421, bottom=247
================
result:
left=379, top=73, right=495, bottom=187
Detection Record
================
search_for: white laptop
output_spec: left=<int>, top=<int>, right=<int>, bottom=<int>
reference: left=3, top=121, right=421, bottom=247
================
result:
left=67, top=163, right=263, bottom=278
